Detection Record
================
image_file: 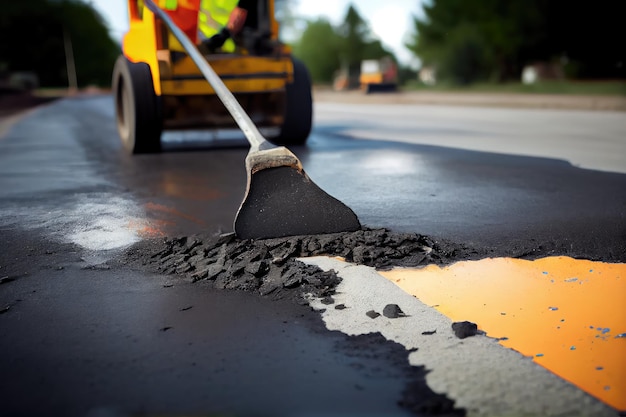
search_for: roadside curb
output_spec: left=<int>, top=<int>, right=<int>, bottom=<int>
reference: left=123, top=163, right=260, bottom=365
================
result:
left=313, top=90, right=626, bottom=111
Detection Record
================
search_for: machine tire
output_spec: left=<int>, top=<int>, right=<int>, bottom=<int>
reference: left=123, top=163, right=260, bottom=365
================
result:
left=112, top=55, right=162, bottom=154
left=271, top=58, right=312, bottom=146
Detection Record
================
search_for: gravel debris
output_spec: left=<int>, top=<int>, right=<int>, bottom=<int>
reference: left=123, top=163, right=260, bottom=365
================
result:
left=128, top=228, right=478, bottom=304
left=451, top=321, right=480, bottom=339
left=366, top=310, right=381, bottom=319
left=320, top=296, right=335, bottom=305
left=0, top=276, right=16, bottom=285
left=383, top=304, right=407, bottom=318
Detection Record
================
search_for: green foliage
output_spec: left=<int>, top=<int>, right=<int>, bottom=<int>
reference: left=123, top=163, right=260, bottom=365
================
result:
left=438, top=24, right=492, bottom=85
left=397, top=65, right=418, bottom=85
left=337, top=5, right=370, bottom=72
left=293, top=3, right=396, bottom=84
left=291, top=18, right=342, bottom=83
left=406, top=0, right=625, bottom=84
left=0, top=0, right=120, bottom=87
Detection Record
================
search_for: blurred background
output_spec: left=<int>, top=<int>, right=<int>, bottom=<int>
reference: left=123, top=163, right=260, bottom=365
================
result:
left=1, top=0, right=624, bottom=96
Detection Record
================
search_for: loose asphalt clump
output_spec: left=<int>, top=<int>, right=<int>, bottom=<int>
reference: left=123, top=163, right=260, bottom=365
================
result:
left=366, top=310, right=382, bottom=319
left=383, top=304, right=407, bottom=318
left=132, top=228, right=478, bottom=302
left=451, top=321, right=481, bottom=339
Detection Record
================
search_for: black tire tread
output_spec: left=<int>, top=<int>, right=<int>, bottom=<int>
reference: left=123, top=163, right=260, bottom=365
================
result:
left=112, top=56, right=162, bottom=154
left=272, top=58, right=312, bottom=146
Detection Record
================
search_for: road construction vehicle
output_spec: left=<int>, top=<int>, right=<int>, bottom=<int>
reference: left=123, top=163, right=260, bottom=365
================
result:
left=359, top=56, right=398, bottom=94
left=112, top=0, right=360, bottom=239
left=113, top=0, right=312, bottom=154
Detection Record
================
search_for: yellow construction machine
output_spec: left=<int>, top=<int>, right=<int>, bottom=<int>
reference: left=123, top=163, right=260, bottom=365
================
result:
left=113, top=0, right=312, bottom=154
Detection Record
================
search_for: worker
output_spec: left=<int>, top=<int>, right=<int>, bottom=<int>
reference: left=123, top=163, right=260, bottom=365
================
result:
left=157, top=0, right=201, bottom=43
left=147, top=0, right=260, bottom=52
left=199, top=0, right=258, bottom=51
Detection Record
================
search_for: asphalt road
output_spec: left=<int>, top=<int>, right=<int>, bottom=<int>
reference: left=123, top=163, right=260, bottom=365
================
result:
left=7, top=95, right=622, bottom=259
left=309, top=101, right=626, bottom=260
left=0, top=95, right=624, bottom=417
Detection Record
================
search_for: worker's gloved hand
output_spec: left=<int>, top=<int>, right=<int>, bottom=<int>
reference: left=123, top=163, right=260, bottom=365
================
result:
left=204, top=28, right=231, bottom=51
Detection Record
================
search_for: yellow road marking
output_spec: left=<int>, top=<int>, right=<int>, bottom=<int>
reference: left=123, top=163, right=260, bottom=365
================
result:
left=380, top=256, right=626, bottom=411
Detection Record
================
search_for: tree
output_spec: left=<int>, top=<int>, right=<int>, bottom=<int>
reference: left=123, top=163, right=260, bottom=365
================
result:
left=438, top=24, right=492, bottom=85
left=0, top=0, right=120, bottom=87
left=539, top=1, right=625, bottom=79
left=406, top=0, right=534, bottom=83
left=292, top=18, right=342, bottom=83
left=406, top=0, right=625, bottom=84
left=292, top=3, right=397, bottom=84
left=362, top=39, right=394, bottom=61
left=60, top=1, right=121, bottom=86
left=337, top=5, right=370, bottom=74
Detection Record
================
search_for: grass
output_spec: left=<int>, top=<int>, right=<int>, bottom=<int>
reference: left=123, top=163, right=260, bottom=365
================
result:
left=403, top=80, right=626, bottom=96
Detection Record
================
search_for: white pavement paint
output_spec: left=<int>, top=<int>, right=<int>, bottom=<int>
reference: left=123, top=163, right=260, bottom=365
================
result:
left=302, top=256, right=617, bottom=417
left=314, top=102, right=626, bottom=174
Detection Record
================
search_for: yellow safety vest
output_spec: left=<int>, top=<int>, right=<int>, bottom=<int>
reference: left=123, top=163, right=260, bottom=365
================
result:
left=158, top=0, right=178, bottom=10
left=198, top=0, right=238, bottom=52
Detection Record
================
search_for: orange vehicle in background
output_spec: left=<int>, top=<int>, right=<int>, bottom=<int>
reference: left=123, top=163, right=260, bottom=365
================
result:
left=112, top=0, right=312, bottom=154
left=359, top=56, right=398, bottom=94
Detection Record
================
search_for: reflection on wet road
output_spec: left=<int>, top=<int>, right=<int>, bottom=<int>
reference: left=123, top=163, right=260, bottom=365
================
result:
left=49, top=95, right=625, bottom=262
left=3, top=96, right=626, bottom=249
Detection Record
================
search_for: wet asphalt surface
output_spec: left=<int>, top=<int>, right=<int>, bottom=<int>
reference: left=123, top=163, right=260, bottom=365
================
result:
left=1, top=95, right=625, bottom=417
left=67, top=96, right=626, bottom=261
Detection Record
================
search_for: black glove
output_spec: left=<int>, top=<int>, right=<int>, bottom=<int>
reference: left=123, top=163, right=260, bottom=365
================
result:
left=204, top=27, right=231, bottom=51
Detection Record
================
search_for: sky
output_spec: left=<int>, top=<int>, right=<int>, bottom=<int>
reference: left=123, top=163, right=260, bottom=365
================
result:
left=85, top=0, right=424, bottom=68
